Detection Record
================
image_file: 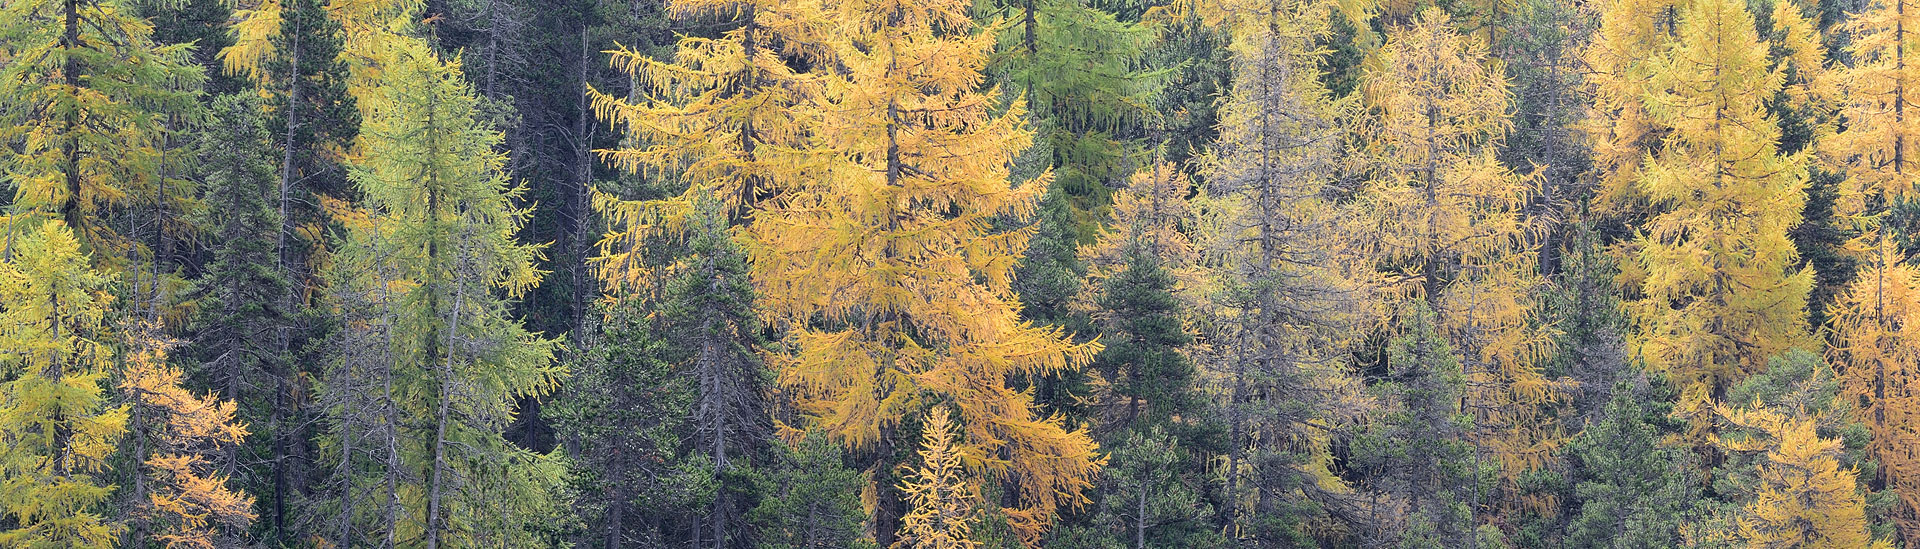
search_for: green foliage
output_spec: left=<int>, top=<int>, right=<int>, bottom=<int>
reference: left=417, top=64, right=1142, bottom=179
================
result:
left=1562, top=378, right=1695, bottom=548
left=749, top=433, right=873, bottom=549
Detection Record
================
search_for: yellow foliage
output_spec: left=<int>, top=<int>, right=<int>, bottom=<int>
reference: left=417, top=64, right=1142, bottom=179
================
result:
left=895, top=408, right=980, bottom=549
left=745, top=0, right=1104, bottom=542
left=1830, top=239, right=1920, bottom=538
left=119, top=321, right=254, bottom=549
left=1358, top=9, right=1563, bottom=475
left=1626, top=0, right=1812, bottom=427
left=1716, top=405, right=1884, bottom=549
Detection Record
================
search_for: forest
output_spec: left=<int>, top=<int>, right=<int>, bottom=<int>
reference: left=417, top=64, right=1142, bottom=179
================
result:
left=4, top=0, right=1920, bottom=544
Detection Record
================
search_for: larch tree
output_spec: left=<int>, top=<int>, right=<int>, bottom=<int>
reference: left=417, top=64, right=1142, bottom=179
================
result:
left=1626, top=0, right=1813, bottom=427
left=1829, top=242, right=1920, bottom=537
left=1193, top=0, right=1375, bottom=539
left=895, top=407, right=981, bottom=549
left=747, top=0, right=1104, bottom=542
left=317, top=41, right=567, bottom=548
left=1715, top=404, right=1886, bottom=548
left=119, top=321, right=255, bottom=549
left=1824, top=0, right=1920, bottom=534
left=0, top=222, right=126, bottom=548
left=1584, top=0, right=1683, bottom=218
left=587, top=0, right=829, bottom=295
left=1358, top=8, right=1561, bottom=477
left=983, top=0, right=1161, bottom=243
left=0, top=0, right=202, bottom=264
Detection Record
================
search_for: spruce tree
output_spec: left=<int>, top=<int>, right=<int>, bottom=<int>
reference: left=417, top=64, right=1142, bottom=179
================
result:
left=1562, top=379, right=1695, bottom=549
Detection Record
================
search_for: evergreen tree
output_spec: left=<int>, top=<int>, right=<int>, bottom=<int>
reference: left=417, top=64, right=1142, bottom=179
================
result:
left=1090, top=246, right=1200, bottom=432
left=748, top=433, right=872, bottom=549
left=316, top=41, right=567, bottom=547
left=546, top=299, right=705, bottom=548
left=0, top=222, right=126, bottom=548
left=663, top=198, right=774, bottom=548
left=1353, top=303, right=1499, bottom=548
left=1562, top=378, right=1695, bottom=549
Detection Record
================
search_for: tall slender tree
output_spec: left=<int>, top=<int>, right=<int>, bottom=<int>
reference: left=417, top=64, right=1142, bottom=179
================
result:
left=317, top=40, right=567, bottom=547
left=748, top=0, right=1104, bottom=542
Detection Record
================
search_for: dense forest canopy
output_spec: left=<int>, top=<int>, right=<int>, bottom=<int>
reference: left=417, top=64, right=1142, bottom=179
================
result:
left=6, top=0, right=1920, bottom=545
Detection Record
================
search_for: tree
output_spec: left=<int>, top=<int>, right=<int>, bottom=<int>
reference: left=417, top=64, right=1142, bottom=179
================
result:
left=662, top=198, right=774, bottom=549
left=896, top=408, right=981, bottom=549
left=1625, top=0, right=1813, bottom=427
left=749, top=432, right=873, bottom=549
left=748, top=0, right=1104, bottom=541
left=1089, top=245, right=1201, bottom=433
left=1193, top=0, right=1374, bottom=539
left=0, top=0, right=203, bottom=262
left=587, top=0, right=827, bottom=295
left=1831, top=240, right=1920, bottom=538
left=1358, top=8, right=1561, bottom=477
left=545, top=298, right=706, bottom=548
left=186, top=95, right=291, bottom=542
left=984, top=0, right=1161, bottom=243
left=1353, top=303, right=1499, bottom=548
left=1057, top=427, right=1224, bottom=549
left=316, top=41, right=567, bottom=547
left=0, top=222, right=126, bottom=548
left=119, top=321, right=255, bottom=549
left=1583, top=0, right=1684, bottom=219
left=1562, top=378, right=1695, bottom=549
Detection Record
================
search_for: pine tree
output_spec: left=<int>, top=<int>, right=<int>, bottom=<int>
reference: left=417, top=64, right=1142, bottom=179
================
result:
left=1089, top=245, right=1200, bottom=432
left=0, top=0, right=203, bottom=262
left=1562, top=378, right=1694, bottom=548
left=662, top=197, right=774, bottom=548
left=1626, top=0, right=1813, bottom=427
left=896, top=408, right=981, bottom=549
left=748, top=432, right=872, bottom=549
left=0, top=222, right=126, bottom=548
left=749, top=0, right=1103, bottom=541
left=1359, top=8, right=1561, bottom=476
left=1353, top=303, right=1497, bottom=548
left=317, top=41, right=566, bottom=547
left=1071, top=427, right=1224, bottom=549
left=545, top=298, right=705, bottom=548
left=119, top=321, right=255, bottom=549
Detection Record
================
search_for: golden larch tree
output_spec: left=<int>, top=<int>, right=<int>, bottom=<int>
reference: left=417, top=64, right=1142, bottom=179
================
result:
left=1584, top=0, right=1684, bottom=217
left=1358, top=8, right=1562, bottom=475
left=588, top=0, right=831, bottom=295
left=895, top=407, right=980, bottom=549
left=1627, top=0, right=1813, bottom=427
left=1715, top=405, right=1889, bottom=549
left=120, top=321, right=255, bottom=549
left=745, top=0, right=1103, bottom=541
left=1830, top=240, right=1920, bottom=537
left=0, top=222, right=126, bottom=548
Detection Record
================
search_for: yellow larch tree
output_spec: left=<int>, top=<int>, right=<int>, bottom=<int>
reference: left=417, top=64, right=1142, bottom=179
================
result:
left=588, top=0, right=829, bottom=295
left=119, top=321, right=254, bottom=549
left=1079, top=159, right=1202, bottom=299
left=0, top=222, right=126, bottom=548
left=1584, top=0, right=1683, bottom=217
left=1830, top=242, right=1920, bottom=538
left=1714, top=404, right=1889, bottom=549
left=1627, top=0, right=1813, bottom=429
left=745, top=0, right=1103, bottom=542
left=894, top=407, right=980, bottom=549
left=1826, top=0, right=1920, bottom=535
left=1357, top=8, right=1562, bottom=475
